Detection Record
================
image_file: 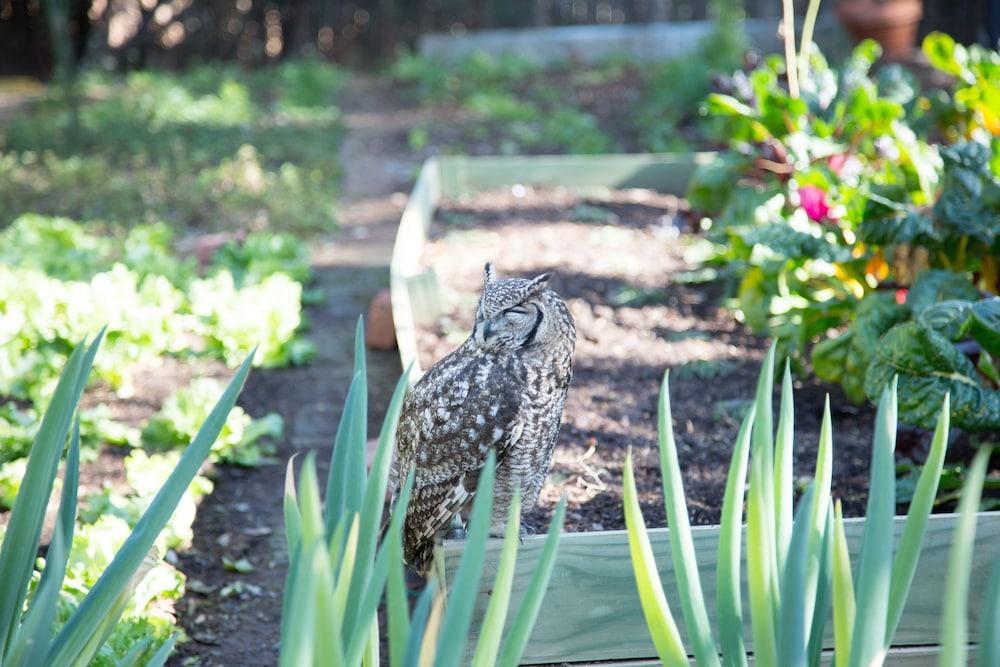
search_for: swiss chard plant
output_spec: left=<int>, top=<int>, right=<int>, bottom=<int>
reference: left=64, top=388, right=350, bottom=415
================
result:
left=694, top=32, right=1000, bottom=433
left=691, top=39, right=938, bottom=360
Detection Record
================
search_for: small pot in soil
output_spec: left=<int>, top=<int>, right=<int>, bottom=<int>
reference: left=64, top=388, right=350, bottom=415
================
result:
left=836, top=0, right=923, bottom=61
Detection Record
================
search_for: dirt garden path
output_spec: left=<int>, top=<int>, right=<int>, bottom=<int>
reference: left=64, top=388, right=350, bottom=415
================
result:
left=170, top=74, right=421, bottom=666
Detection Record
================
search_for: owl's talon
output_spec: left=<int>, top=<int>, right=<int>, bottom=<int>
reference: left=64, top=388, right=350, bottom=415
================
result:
left=445, top=526, right=467, bottom=540
left=520, top=522, right=537, bottom=536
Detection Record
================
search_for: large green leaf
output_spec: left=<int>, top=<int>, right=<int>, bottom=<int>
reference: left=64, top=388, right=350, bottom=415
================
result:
left=923, top=32, right=968, bottom=78
left=812, top=293, right=907, bottom=403
left=856, top=210, right=937, bottom=246
left=906, top=270, right=980, bottom=316
left=970, top=297, right=1000, bottom=355
left=918, top=300, right=974, bottom=341
left=865, top=322, right=1000, bottom=431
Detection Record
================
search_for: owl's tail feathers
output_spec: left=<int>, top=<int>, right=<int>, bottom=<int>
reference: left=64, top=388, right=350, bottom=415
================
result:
left=401, top=479, right=472, bottom=577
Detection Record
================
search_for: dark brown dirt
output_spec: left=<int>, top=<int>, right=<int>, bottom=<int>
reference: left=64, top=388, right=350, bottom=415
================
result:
left=416, top=187, right=880, bottom=532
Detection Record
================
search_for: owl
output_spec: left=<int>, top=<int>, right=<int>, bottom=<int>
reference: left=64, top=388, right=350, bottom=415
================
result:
left=389, top=263, right=576, bottom=574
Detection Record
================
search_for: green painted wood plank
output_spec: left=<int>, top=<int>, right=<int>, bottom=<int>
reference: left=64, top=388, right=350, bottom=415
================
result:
left=390, top=157, right=441, bottom=381
left=572, top=645, right=978, bottom=666
left=437, top=153, right=715, bottom=197
left=438, top=512, right=1000, bottom=664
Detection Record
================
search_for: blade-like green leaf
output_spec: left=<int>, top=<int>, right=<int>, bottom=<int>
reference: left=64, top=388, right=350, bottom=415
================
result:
left=497, top=496, right=566, bottom=667
left=940, top=445, right=992, bottom=667
left=387, top=471, right=416, bottom=667
left=115, top=637, right=153, bottom=667
left=774, top=361, right=795, bottom=576
left=805, top=398, right=833, bottom=637
left=48, top=351, right=255, bottom=664
left=143, top=634, right=177, bottom=667
left=779, top=485, right=816, bottom=667
left=386, top=532, right=410, bottom=667
left=404, top=581, right=437, bottom=667
left=312, top=539, right=346, bottom=665
left=279, top=543, right=316, bottom=667
left=340, top=515, right=398, bottom=662
left=472, top=490, right=521, bottom=667
left=0, top=334, right=97, bottom=659
left=325, top=371, right=363, bottom=533
left=848, top=380, right=897, bottom=667
left=747, top=345, right=778, bottom=667
left=622, top=451, right=687, bottom=665
left=363, top=615, right=380, bottom=667
left=348, top=318, right=369, bottom=515
left=6, top=418, right=81, bottom=667
left=69, top=556, right=158, bottom=667
left=747, top=441, right=778, bottom=667
left=717, top=404, right=755, bottom=667
left=656, top=371, right=719, bottom=667
left=434, top=453, right=496, bottom=667
left=808, top=507, right=834, bottom=667
left=345, top=365, right=411, bottom=641
left=752, top=343, right=779, bottom=619
left=420, top=591, right=445, bottom=667
left=298, top=453, right=325, bottom=550
left=333, top=516, right=361, bottom=624
left=976, top=547, right=1000, bottom=667
left=831, top=501, right=855, bottom=667
left=885, top=393, right=950, bottom=644
left=283, top=455, right=303, bottom=556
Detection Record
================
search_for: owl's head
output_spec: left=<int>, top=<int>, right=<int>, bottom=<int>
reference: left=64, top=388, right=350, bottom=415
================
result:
left=472, top=263, right=571, bottom=353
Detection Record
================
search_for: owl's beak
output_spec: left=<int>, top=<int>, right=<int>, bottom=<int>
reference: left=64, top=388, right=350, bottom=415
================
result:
left=474, top=321, right=493, bottom=346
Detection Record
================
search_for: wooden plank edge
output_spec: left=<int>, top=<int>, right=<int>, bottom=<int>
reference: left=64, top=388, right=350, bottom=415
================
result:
left=435, top=512, right=1000, bottom=662
left=437, top=152, right=716, bottom=198
left=390, top=157, right=441, bottom=383
left=564, top=644, right=978, bottom=666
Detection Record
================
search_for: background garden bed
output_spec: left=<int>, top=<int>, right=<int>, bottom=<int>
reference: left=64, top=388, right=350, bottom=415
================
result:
left=415, top=185, right=877, bottom=532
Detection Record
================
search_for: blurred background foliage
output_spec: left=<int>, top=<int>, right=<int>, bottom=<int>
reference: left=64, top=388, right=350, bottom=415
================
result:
left=0, top=0, right=991, bottom=78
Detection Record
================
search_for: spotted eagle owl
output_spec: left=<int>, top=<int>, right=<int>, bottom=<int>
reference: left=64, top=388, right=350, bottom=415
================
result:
left=389, top=263, right=576, bottom=573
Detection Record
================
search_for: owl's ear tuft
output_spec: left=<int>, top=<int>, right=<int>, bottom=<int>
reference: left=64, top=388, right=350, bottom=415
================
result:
left=483, top=263, right=496, bottom=285
left=527, top=272, right=552, bottom=295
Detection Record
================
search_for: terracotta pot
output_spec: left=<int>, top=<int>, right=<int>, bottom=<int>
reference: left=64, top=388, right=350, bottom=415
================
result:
left=836, top=0, right=923, bottom=60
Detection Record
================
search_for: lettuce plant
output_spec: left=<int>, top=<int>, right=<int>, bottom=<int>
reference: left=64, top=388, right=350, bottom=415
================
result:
left=620, top=344, right=994, bottom=666
left=141, top=378, right=283, bottom=466
left=279, top=321, right=565, bottom=666
left=0, top=331, right=253, bottom=666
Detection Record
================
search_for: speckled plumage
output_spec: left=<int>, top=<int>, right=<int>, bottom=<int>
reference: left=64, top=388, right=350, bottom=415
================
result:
left=389, top=264, right=576, bottom=573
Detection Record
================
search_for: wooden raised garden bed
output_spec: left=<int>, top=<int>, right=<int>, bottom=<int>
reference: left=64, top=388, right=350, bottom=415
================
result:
left=390, top=154, right=1000, bottom=665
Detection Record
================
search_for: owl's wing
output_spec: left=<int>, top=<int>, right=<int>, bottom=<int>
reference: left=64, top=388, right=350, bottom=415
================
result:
left=399, top=356, right=524, bottom=570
